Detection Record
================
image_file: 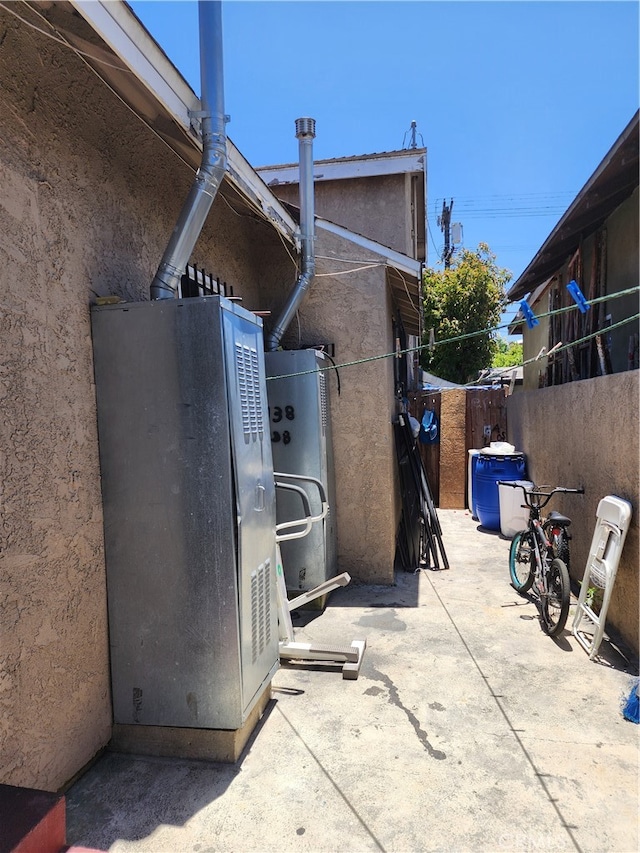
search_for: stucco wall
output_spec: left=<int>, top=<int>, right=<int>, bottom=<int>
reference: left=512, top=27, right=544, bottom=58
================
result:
left=262, top=230, right=399, bottom=583
left=270, top=174, right=410, bottom=256
left=0, top=11, right=289, bottom=791
left=507, top=371, right=639, bottom=657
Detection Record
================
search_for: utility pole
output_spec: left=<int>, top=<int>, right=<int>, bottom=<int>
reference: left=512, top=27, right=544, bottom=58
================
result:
left=437, top=199, right=454, bottom=268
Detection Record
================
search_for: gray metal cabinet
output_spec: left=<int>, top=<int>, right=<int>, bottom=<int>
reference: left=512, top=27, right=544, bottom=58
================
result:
left=265, top=349, right=337, bottom=594
left=91, top=297, right=277, bottom=731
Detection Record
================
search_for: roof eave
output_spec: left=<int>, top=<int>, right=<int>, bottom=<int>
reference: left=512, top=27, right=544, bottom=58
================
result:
left=257, top=149, right=427, bottom=186
left=68, top=0, right=298, bottom=245
left=507, top=111, right=639, bottom=302
left=316, top=218, right=422, bottom=335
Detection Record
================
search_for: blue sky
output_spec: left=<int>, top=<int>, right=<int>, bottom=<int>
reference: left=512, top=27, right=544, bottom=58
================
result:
left=129, top=1, right=639, bottom=325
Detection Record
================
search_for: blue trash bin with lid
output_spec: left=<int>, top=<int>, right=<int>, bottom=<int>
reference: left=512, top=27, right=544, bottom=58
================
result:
left=474, top=452, right=526, bottom=531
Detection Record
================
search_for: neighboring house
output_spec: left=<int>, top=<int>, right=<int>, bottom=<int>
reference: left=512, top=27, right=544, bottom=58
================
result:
left=505, top=113, right=639, bottom=658
left=507, top=111, right=639, bottom=390
left=0, top=0, right=423, bottom=792
left=257, top=148, right=427, bottom=583
left=258, top=147, right=426, bottom=390
left=257, top=147, right=427, bottom=265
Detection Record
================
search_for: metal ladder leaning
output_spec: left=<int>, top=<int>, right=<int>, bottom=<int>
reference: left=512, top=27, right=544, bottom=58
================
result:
left=572, top=495, right=632, bottom=659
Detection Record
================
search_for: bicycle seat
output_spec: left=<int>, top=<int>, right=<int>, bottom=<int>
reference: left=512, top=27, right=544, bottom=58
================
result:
left=547, top=510, right=571, bottom=526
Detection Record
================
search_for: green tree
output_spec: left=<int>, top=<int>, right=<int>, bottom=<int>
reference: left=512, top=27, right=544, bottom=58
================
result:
left=421, top=243, right=511, bottom=384
left=492, top=337, right=523, bottom=368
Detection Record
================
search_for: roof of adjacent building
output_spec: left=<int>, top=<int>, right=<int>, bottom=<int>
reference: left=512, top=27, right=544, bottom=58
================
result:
left=507, top=111, right=639, bottom=302
left=257, top=148, right=427, bottom=186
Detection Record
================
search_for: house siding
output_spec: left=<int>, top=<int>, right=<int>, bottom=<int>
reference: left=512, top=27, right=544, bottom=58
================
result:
left=270, top=174, right=412, bottom=257
left=0, top=11, right=289, bottom=791
left=605, top=187, right=639, bottom=373
left=262, top=229, right=399, bottom=582
left=522, top=188, right=639, bottom=389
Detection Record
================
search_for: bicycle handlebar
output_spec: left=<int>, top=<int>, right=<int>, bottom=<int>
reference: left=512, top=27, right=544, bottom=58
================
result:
left=496, top=481, right=584, bottom=509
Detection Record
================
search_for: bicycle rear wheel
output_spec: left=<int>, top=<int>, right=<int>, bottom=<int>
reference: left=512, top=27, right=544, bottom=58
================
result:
left=544, top=521, right=571, bottom=571
left=540, top=557, right=570, bottom=637
left=509, top=530, right=535, bottom=593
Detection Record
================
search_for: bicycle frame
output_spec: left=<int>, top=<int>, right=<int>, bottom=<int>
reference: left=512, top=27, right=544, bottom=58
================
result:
left=502, top=482, right=584, bottom=636
left=528, top=516, right=553, bottom=596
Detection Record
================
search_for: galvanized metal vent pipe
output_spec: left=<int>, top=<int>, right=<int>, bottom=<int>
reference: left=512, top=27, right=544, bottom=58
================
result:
left=266, top=117, right=316, bottom=350
left=150, top=1, right=227, bottom=300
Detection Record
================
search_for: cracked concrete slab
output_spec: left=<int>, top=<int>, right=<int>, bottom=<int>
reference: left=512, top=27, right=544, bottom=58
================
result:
left=65, top=509, right=639, bottom=853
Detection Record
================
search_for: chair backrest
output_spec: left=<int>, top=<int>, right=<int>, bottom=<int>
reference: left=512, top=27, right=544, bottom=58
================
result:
left=587, top=496, right=633, bottom=588
left=572, top=495, right=633, bottom=659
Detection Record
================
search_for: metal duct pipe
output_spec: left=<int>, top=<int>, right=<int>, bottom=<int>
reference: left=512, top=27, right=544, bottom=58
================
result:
left=266, top=117, right=316, bottom=350
left=150, top=1, right=227, bottom=300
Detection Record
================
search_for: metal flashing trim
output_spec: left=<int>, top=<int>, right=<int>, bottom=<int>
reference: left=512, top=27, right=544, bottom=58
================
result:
left=316, top=219, right=421, bottom=279
left=257, top=149, right=427, bottom=186
left=70, top=0, right=197, bottom=129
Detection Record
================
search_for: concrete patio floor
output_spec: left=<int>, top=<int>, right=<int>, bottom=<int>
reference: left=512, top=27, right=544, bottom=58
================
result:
left=66, top=509, right=639, bottom=853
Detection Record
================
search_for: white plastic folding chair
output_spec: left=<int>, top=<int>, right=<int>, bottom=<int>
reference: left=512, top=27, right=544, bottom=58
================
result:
left=572, top=495, right=632, bottom=659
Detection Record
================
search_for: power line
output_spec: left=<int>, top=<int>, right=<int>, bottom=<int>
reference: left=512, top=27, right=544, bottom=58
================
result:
left=520, top=312, right=640, bottom=368
left=266, top=286, right=640, bottom=382
left=432, top=192, right=578, bottom=221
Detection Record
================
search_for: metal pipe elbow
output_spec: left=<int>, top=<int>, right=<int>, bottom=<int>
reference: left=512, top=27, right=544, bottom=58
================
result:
left=266, top=263, right=315, bottom=351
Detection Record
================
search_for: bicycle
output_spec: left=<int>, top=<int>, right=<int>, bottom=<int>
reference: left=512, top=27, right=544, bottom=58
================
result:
left=500, top=482, right=584, bottom=637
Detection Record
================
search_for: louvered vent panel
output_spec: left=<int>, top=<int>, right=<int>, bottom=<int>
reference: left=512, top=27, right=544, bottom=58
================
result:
left=320, top=371, right=327, bottom=435
left=235, top=343, right=264, bottom=439
left=250, top=560, right=271, bottom=664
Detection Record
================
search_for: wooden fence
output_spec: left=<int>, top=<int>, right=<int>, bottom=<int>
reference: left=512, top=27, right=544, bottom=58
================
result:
left=407, top=387, right=508, bottom=508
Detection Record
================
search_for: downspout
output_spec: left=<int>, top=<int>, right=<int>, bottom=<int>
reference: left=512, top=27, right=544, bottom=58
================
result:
left=266, top=117, right=316, bottom=350
left=150, top=1, right=227, bottom=299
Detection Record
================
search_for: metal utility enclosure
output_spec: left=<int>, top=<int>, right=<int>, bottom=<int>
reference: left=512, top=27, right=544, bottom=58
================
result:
left=91, top=297, right=278, bottom=730
left=265, top=349, right=337, bottom=594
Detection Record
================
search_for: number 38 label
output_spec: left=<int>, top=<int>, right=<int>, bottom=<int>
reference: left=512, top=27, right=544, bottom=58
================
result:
left=269, top=404, right=295, bottom=445
left=270, top=405, right=295, bottom=423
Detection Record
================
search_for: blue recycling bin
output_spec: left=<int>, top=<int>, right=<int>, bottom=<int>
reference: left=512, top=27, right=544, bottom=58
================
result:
left=474, top=453, right=526, bottom=531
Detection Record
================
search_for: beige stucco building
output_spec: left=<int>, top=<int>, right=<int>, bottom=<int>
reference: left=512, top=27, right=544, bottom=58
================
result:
left=1, top=0, right=423, bottom=792
left=257, top=148, right=426, bottom=263
left=506, top=112, right=639, bottom=656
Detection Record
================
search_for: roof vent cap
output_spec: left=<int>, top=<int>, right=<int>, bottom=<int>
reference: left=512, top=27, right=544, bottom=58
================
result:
left=295, top=117, right=316, bottom=139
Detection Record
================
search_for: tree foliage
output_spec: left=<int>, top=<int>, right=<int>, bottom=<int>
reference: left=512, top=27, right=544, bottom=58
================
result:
left=492, top=337, right=523, bottom=368
left=421, top=243, right=511, bottom=384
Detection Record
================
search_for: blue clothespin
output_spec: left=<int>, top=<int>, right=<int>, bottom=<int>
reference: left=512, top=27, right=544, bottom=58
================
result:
left=567, top=279, right=590, bottom=313
left=520, top=300, right=539, bottom=329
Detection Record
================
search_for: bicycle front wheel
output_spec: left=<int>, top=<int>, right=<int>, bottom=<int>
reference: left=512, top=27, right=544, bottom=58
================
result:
left=509, top=530, right=535, bottom=593
left=540, top=558, right=570, bottom=637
